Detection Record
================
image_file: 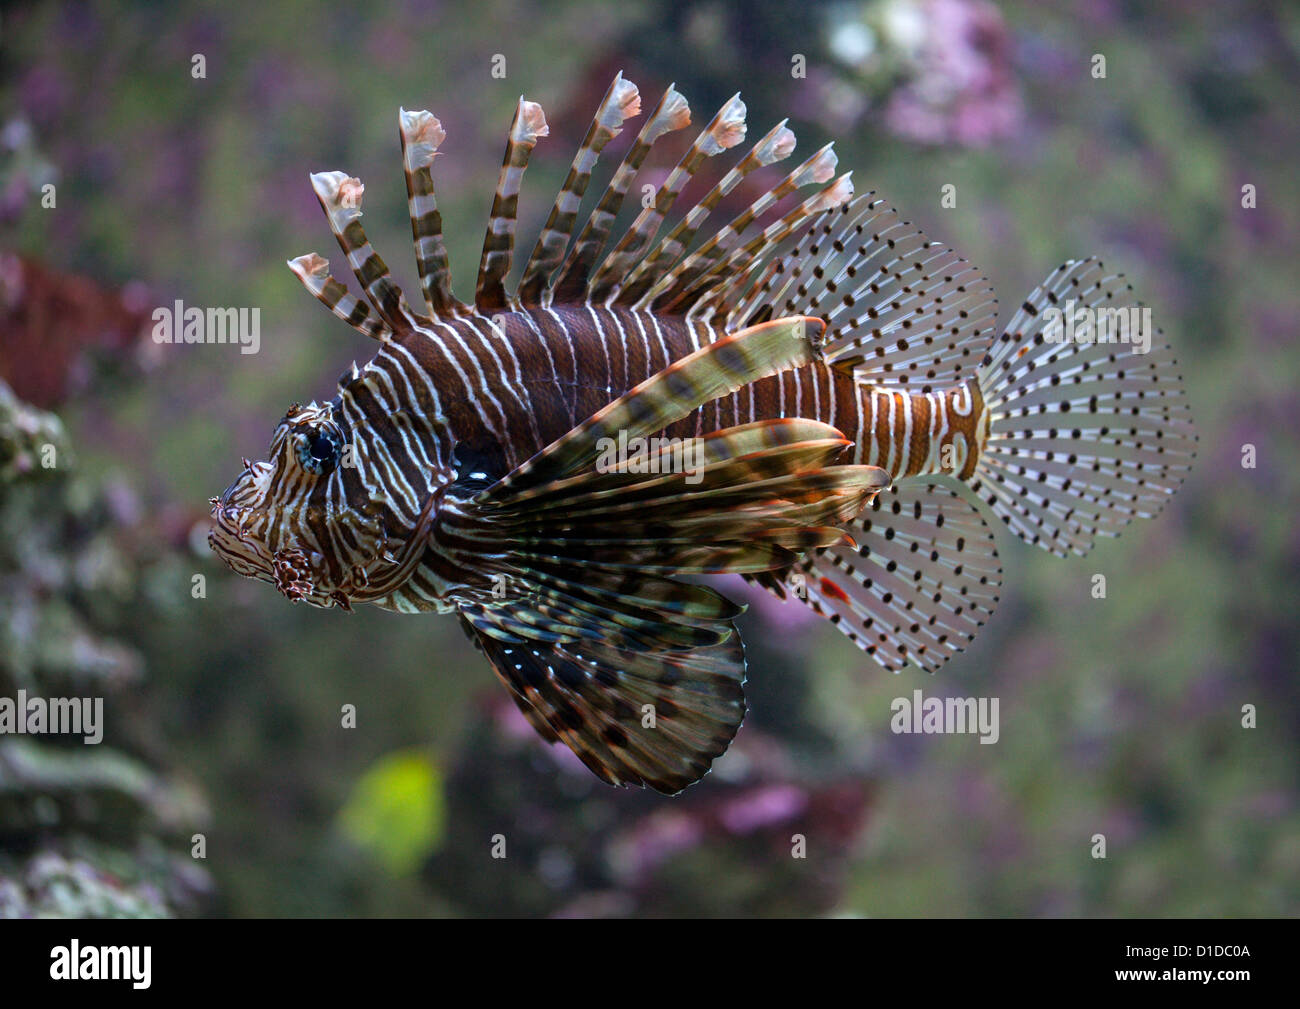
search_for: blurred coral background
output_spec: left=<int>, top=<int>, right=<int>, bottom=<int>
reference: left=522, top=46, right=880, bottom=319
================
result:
left=1, top=0, right=1296, bottom=916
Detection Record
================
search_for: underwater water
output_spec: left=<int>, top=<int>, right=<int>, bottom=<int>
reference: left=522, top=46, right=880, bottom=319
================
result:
left=0, top=0, right=1296, bottom=921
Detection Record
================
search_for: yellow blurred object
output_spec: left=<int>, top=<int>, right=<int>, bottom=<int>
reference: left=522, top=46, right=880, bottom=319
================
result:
left=337, top=749, right=445, bottom=876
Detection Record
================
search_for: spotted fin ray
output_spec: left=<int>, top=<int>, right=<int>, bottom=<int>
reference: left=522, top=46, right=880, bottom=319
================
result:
left=725, top=194, right=998, bottom=393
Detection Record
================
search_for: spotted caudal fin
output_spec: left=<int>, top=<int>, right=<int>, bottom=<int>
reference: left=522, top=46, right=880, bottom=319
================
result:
left=970, top=259, right=1197, bottom=556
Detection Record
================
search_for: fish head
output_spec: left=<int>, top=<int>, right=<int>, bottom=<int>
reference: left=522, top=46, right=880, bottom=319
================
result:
left=208, top=394, right=441, bottom=610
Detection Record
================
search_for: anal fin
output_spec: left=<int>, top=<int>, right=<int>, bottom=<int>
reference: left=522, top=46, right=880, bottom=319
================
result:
left=797, top=481, right=1003, bottom=672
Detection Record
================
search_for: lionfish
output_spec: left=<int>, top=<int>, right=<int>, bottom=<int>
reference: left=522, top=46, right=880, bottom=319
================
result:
left=209, top=75, right=1196, bottom=794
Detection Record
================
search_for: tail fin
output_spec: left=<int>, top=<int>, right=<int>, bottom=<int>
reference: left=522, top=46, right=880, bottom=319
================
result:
left=970, top=258, right=1197, bottom=557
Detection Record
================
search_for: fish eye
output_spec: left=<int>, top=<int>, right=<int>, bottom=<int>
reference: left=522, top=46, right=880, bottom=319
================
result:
left=295, top=424, right=343, bottom=475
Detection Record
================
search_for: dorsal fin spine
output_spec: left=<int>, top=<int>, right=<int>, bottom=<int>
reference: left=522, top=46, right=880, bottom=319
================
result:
left=518, top=73, right=641, bottom=308
left=588, top=93, right=747, bottom=304
left=287, top=253, right=392, bottom=342
left=643, top=142, right=838, bottom=312
left=550, top=85, right=691, bottom=305
left=399, top=108, right=467, bottom=318
left=615, top=119, right=798, bottom=308
left=690, top=173, right=856, bottom=321
left=310, top=171, right=415, bottom=329
left=475, top=97, right=549, bottom=313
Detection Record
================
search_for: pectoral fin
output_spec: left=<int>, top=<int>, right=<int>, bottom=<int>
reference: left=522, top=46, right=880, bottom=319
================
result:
left=437, top=319, right=890, bottom=791
left=463, top=607, right=746, bottom=795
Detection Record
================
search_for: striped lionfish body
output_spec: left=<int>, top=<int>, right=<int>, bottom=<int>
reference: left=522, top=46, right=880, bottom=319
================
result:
left=209, top=75, right=1196, bottom=794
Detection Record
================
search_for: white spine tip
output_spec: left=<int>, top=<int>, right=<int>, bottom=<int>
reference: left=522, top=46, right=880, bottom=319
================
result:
left=288, top=253, right=330, bottom=293
left=815, top=173, right=855, bottom=211
left=602, top=75, right=642, bottom=129
left=513, top=99, right=549, bottom=145
left=658, top=88, right=692, bottom=132
left=338, top=177, right=364, bottom=207
left=706, top=95, right=748, bottom=154
left=309, top=170, right=339, bottom=201
left=399, top=109, right=446, bottom=170
left=805, top=144, right=839, bottom=185
left=288, top=252, right=329, bottom=276
left=310, top=170, right=363, bottom=206
left=763, top=124, right=798, bottom=164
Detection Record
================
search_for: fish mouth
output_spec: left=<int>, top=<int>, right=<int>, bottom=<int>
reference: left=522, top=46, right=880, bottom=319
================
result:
left=207, top=487, right=442, bottom=611
left=206, top=497, right=347, bottom=609
left=207, top=498, right=335, bottom=606
left=208, top=501, right=271, bottom=578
